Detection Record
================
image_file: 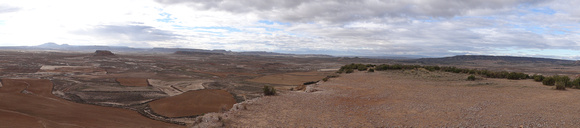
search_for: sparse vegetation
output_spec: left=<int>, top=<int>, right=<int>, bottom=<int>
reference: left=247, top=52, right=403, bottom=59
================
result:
left=343, top=63, right=531, bottom=81
left=542, top=77, right=556, bottom=86
left=467, top=75, right=476, bottom=81
left=532, top=74, right=545, bottom=82
left=571, top=78, right=580, bottom=88
left=340, top=63, right=580, bottom=90
left=556, top=81, right=567, bottom=90
left=345, top=69, right=354, bottom=74
left=322, top=74, right=340, bottom=82
left=541, top=75, right=576, bottom=90
left=263, top=85, right=276, bottom=96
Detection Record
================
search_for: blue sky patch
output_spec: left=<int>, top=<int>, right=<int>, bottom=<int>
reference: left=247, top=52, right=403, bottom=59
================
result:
left=157, top=12, right=174, bottom=23
left=530, top=7, right=556, bottom=15
left=258, top=20, right=291, bottom=26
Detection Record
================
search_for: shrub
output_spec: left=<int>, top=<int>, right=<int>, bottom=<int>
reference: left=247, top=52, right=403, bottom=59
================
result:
left=263, top=85, right=276, bottom=96
left=368, top=69, right=374, bottom=72
left=554, top=75, right=571, bottom=88
left=556, top=81, right=567, bottom=90
left=532, top=74, right=544, bottom=82
left=542, top=77, right=556, bottom=86
left=468, top=70, right=476, bottom=74
left=345, top=69, right=354, bottom=74
left=322, top=74, right=340, bottom=81
left=357, top=66, right=367, bottom=71
left=467, top=75, right=476, bottom=81
left=571, top=78, right=580, bottom=88
left=507, top=72, right=528, bottom=80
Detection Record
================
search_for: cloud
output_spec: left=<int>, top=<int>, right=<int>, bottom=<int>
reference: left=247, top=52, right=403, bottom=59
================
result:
left=1, top=0, right=579, bottom=59
left=76, top=25, right=180, bottom=42
left=156, top=0, right=548, bottom=23
left=0, top=4, right=20, bottom=14
left=151, top=0, right=580, bottom=58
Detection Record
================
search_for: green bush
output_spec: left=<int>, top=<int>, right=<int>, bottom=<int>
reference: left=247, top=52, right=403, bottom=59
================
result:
left=532, top=74, right=544, bottom=82
left=554, top=75, right=571, bottom=88
left=543, top=75, right=571, bottom=87
left=507, top=72, right=527, bottom=80
left=263, top=85, right=276, bottom=96
left=345, top=69, right=354, bottom=74
left=556, top=81, right=567, bottom=90
left=542, top=77, right=556, bottom=86
left=467, top=75, right=476, bottom=81
left=571, top=78, right=580, bottom=88
left=357, top=66, right=367, bottom=71
left=368, top=69, right=374, bottom=72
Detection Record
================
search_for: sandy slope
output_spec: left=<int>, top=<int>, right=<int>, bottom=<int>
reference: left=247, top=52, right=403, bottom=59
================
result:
left=224, top=70, right=580, bottom=127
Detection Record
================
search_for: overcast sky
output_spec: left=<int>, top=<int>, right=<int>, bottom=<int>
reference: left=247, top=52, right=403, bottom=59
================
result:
left=0, top=0, right=579, bottom=59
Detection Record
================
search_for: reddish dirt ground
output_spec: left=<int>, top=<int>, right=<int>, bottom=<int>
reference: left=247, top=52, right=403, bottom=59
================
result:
left=225, top=71, right=580, bottom=127
left=246, top=71, right=332, bottom=85
left=116, top=78, right=150, bottom=86
left=149, top=89, right=236, bottom=117
left=0, top=79, right=182, bottom=128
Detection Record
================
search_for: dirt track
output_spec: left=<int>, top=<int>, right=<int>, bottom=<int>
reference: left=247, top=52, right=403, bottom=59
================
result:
left=225, top=71, right=580, bottom=127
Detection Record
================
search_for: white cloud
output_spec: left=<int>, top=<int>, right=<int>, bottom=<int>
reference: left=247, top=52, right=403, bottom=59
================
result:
left=0, top=0, right=579, bottom=59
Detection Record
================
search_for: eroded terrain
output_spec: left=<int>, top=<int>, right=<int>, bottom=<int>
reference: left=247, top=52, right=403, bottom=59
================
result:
left=0, top=50, right=376, bottom=126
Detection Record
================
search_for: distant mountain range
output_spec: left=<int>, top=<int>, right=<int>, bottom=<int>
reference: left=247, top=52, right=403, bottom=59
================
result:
left=0, top=43, right=333, bottom=57
left=0, top=43, right=576, bottom=63
left=397, top=55, right=577, bottom=66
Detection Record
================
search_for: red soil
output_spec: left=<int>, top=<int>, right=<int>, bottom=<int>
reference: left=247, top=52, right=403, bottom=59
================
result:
left=246, top=71, right=331, bottom=85
left=149, top=89, right=236, bottom=117
left=0, top=79, right=182, bottom=128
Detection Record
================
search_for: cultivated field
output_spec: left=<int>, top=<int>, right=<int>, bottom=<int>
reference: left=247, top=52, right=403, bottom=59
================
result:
left=0, top=79, right=182, bottom=128
left=149, top=89, right=237, bottom=117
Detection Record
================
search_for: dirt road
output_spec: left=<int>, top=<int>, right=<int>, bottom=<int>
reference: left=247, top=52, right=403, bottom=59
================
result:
left=224, top=70, right=580, bottom=127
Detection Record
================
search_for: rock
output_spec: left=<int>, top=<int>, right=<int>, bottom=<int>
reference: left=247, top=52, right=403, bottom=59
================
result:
left=295, top=84, right=306, bottom=91
left=190, top=113, right=225, bottom=128
left=305, top=85, right=319, bottom=93
left=94, top=50, right=115, bottom=56
left=231, top=103, right=247, bottom=111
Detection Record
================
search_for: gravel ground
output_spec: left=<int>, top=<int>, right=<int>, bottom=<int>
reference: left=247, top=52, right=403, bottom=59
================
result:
left=221, top=70, right=580, bottom=127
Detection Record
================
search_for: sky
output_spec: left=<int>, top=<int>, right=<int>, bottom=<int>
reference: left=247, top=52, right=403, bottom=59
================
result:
left=0, top=0, right=579, bottom=59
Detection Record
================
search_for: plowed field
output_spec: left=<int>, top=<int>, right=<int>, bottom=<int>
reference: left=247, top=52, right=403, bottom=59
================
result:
left=0, top=79, right=182, bottom=128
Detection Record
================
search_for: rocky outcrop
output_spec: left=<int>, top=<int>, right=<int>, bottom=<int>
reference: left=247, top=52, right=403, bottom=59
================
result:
left=95, top=50, right=115, bottom=56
